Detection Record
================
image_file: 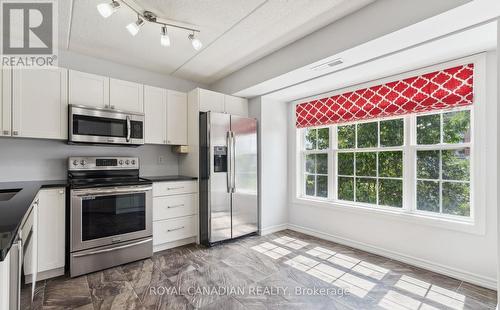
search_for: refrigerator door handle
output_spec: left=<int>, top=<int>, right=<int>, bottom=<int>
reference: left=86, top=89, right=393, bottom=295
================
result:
left=231, top=131, right=236, bottom=192
left=226, top=131, right=232, bottom=193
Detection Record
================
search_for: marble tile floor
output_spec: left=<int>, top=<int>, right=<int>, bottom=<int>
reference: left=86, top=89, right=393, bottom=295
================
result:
left=20, top=230, right=497, bottom=310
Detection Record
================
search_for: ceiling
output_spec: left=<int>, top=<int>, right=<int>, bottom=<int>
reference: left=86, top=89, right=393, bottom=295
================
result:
left=59, top=0, right=374, bottom=84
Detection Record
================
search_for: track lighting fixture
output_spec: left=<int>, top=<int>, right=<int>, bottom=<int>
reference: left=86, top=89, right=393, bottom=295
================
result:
left=97, top=0, right=201, bottom=49
left=160, top=26, right=171, bottom=47
left=188, top=33, right=203, bottom=51
left=126, top=15, right=144, bottom=36
left=97, top=0, right=120, bottom=18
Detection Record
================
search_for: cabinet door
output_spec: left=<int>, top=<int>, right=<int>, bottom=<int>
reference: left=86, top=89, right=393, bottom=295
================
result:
left=166, top=90, right=187, bottom=145
left=69, top=70, right=109, bottom=108
left=110, top=78, right=144, bottom=113
left=198, top=88, right=224, bottom=113
left=0, top=66, right=12, bottom=136
left=12, top=68, right=68, bottom=139
left=37, top=188, right=65, bottom=273
left=224, top=95, right=248, bottom=117
left=144, top=86, right=166, bottom=144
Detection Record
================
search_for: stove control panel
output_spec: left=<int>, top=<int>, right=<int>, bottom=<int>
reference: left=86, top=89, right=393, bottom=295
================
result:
left=68, top=157, right=139, bottom=171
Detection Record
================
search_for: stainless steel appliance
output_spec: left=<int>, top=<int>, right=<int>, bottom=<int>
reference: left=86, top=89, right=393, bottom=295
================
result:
left=68, top=157, right=152, bottom=277
left=199, top=112, right=258, bottom=245
left=69, top=105, right=145, bottom=146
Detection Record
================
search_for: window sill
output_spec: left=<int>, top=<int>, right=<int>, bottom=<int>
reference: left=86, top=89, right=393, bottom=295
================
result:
left=292, top=197, right=484, bottom=235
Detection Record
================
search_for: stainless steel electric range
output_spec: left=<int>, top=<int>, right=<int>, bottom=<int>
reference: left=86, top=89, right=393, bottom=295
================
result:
left=68, top=156, right=152, bottom=277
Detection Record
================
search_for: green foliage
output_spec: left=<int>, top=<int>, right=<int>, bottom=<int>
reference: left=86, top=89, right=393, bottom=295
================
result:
left=380, top=119, right=404, bottom=147
left=338, top=177, right=354, bottom=201
left=442, top=149, right=469, bottom=181
left=305, top=175, right=315, bottom=196
left=417, top=180, right=440, bottom=212
left=338, top=125, right=355, bottom=149
left=356, top=178, right=377, bottom=204
left=379, top=179, right=403, bottom=208
left=317, top=128, right=329, bottom=150
left=357, top=122, right=378, bottom=148
left=356, top=152, right=376, bottom=176
left=305, top=129, right=316, bottom=150
left=443, top=110, right=470, bottom=144
left=417, top=150, right=440, bottom=179
left=317, top=176, right=328, bottom=198
left=379, top=151, right=403, bottom=178
left=417, top=114, right=440, bottom=144
left=442, top=182, right=470, bottom=216
left=338, top=153, right=354, bottom=176
left=305, top=154, right=315, bottom=173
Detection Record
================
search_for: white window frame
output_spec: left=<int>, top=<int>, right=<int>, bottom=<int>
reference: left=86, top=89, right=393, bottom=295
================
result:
left=293, top=54, right=487, bottom=235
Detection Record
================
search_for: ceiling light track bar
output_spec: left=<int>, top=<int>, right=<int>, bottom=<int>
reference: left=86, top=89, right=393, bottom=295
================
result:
left=119, top=0, right=200, bottom=33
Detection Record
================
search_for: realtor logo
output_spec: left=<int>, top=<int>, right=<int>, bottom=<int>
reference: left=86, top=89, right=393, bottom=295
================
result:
left=1, top=0, right=58, bottom=67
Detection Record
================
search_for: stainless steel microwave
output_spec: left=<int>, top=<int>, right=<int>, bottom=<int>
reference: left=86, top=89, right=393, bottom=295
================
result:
left=69, top=105, right=144, bottom=146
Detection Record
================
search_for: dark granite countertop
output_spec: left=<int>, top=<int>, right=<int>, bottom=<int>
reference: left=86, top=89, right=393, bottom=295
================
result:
left=142, top=175, right=198, bottom=182
left=0, top=180, right=68, bottom=261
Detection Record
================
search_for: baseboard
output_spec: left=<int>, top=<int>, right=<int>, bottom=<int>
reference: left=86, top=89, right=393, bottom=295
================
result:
left=25, top=267, right=65, bottom=284
left=288, top=224, right=497, bottom=290
left=260, top=223, right=289, bottom=236
left=153, top=237, right=196, bottom=253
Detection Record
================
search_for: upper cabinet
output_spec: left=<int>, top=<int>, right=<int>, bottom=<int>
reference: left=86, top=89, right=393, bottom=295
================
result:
left=144, top=85, right=167, bottom=144
left=11, top=68, right=68, bottom=140
left=0, top=66, right=11, bottom=137
left=224, top=95, right=248, bottom=117
left=199, top=89, right=225, bottom=113
left=69, top=70, right=109, bottom=108
left=196, top=88, right=248, bottom=117
left=110, top=78, right=144, bottom=113
left=166, top=90, right=188, bottom=145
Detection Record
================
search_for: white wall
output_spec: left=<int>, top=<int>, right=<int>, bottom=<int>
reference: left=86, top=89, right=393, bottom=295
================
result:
left=249, top=97, right=288, bottom=234
left=287, top=52, right=498, bottom=289
left=210, top=0, right=470, bottom=95
left=59, top=50, right=204, bottom=92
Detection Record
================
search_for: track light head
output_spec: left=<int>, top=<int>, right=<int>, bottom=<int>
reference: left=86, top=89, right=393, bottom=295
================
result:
left=160, top=26, right=171, bottom=47
left=188, top=33, right=202, bottom=51
left=97, top=1, right=120, bottom=18
left=126, top=16, right=145, bottom=36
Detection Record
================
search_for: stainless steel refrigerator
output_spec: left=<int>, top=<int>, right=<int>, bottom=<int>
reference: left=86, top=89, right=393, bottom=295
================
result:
left=200, top=112, right=258, bottom=245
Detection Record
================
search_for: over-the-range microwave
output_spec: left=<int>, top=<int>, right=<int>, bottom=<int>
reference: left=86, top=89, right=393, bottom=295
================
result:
left=68, top=105, right=144, bottom=146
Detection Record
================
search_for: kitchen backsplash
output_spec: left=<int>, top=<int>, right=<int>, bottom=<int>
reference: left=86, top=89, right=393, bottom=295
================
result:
left=0, top=138, right=179, bottom=182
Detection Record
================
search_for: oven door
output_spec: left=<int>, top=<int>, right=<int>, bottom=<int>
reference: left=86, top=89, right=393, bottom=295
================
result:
left=69, top=105, right=144, bottom=145
left=70, top=185, right=152, bottom=252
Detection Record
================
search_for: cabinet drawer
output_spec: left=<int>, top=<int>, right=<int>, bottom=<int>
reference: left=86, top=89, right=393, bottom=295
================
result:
left=153, top=194, right=197, bottom=221
left=153, top=216, right=196, bottom=245
left=153, top=181, right=197, bottom=197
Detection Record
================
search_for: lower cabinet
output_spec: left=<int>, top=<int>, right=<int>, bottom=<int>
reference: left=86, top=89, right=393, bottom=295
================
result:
left=25, top=187, right=65, bottom=282
left=152, top=181, right=198, bottom=252
left=0, top=252, right=10, bottom=310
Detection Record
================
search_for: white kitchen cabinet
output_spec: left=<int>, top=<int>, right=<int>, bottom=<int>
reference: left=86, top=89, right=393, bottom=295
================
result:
left=110, top=78, right=144, bottom=113
left=224, top=95, right=248, bottom=117
left=198, top=88, right=224, bottom=113
left=12, top=68, right=68, bottom=140
left=166, top=90, right=188, bottom=145
left=37, top=188, right=65, bottom=276
left=144, top=86, right=167, bottom=144
left=0, top=251, right=10, bottom=310
left=69, top=70, right=109, bottom=108
left=0, top=66, right=11, bottom=137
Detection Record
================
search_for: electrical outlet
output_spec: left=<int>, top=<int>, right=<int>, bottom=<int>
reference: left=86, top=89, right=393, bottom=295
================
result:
left=158, top=156, right=165, bottom=164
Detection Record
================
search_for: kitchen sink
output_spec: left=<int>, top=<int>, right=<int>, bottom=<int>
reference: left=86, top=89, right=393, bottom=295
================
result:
left=0, top=189, right=21, bottom=201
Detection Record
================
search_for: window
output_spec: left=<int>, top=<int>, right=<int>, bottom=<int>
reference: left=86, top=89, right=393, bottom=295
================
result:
left=302, top=128, right=329, bottom=198
left=336, top=119, right=404, bottom=208
left=416, top=109, right=471, bottom=216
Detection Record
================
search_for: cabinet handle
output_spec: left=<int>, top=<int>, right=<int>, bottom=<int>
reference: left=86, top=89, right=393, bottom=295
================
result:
left=167, top=226, right=184, bottom=232
left=167, top=204, right=184, bottom=209
left=2, top=130, right=9, bottom=135
left=12, top=131, right=18, bottom=136
left=167, top=186, right=184, bottom=190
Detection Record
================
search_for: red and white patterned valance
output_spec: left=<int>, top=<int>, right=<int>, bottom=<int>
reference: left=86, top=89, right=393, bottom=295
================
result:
left=295, top=64, right=474, bottom=128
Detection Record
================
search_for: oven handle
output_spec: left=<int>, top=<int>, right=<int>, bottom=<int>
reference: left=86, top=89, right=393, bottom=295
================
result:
left=73, top=186, right=152, bottom=197
left=72, top=238, right=152, bottom=258
left=126, top=116, right=131, bottom=142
